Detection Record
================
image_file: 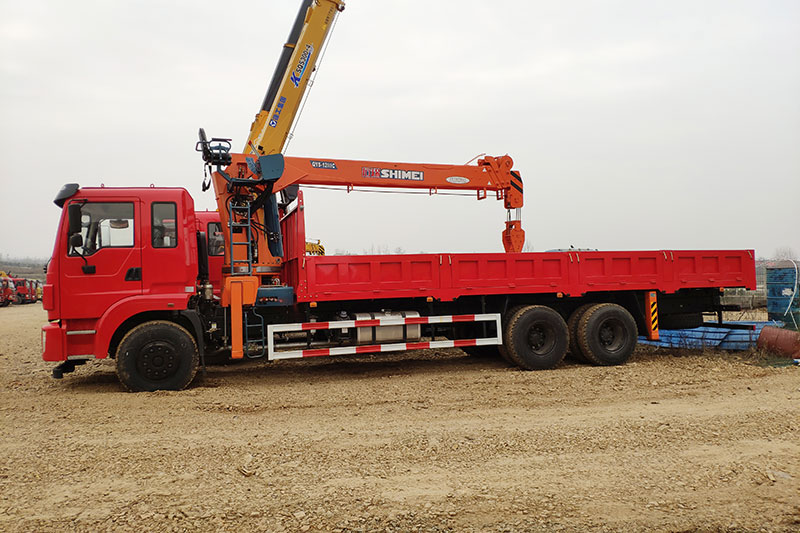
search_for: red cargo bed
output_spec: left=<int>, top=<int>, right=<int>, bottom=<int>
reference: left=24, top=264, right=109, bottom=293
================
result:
left=281, top=194, right=756, bottom=303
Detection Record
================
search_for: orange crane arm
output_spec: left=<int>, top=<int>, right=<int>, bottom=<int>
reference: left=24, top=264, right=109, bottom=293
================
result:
left=277, top=155, right=523, bottom=209
left=219, top=152, right=525, bottom=252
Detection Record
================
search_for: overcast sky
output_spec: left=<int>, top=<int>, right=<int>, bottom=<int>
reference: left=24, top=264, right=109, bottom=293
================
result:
left=1, top=0, right=798, bottom=259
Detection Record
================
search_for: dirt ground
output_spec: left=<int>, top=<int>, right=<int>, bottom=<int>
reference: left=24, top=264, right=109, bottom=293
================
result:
left=0, top=304, right=798, bottom=532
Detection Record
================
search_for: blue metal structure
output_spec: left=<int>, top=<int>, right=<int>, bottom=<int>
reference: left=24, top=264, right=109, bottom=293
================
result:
left=767, top=261, right=799, bottom=330
left=638, top=321, right=780, bottom=351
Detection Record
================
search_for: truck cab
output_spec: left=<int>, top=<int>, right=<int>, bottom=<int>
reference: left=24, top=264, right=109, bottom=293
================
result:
left=26, top=280, right=39, bottom=303
left=42, top=185, right=202, bottom=370
left=0, top=277, right=13, bottom=306
left=13, top=278, right=30, bottom=304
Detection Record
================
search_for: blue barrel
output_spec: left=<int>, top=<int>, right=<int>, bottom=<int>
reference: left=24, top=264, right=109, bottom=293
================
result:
left=766, top=261, right=800, bottom=330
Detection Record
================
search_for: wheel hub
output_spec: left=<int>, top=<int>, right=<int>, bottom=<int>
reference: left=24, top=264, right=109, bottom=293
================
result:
left=529, top=329, right=545, bottom=349
left=527, top=323, right=556, bottom=354
left=598, top=319, right=625, bottom=351
left=136, top=341, right=179, bottom=381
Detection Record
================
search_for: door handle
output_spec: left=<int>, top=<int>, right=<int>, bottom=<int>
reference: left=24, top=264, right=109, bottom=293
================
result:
left=125, top=267, right=142, bottom=281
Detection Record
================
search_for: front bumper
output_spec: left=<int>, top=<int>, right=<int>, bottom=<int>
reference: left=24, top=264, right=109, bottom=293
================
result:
left=41, top=322, right=65, bottom=362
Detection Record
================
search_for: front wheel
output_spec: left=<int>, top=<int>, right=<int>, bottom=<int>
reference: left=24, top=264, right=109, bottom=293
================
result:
left=116, top=321, right=199, bottom=392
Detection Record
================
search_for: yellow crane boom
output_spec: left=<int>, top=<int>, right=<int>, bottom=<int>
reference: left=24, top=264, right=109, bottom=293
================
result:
left=245, top=0, right=344, bottom=157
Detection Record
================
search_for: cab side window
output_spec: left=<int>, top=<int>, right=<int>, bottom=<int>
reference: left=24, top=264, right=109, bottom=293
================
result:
left=207, top=222, right=224, bottom=256
left=152, top=203, right=177, bottom=249
left=68, top=202, right=134, bottom=256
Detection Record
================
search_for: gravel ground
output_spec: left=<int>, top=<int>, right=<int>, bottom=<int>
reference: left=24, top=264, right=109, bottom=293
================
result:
left=1, top=304, right=798, bottom=532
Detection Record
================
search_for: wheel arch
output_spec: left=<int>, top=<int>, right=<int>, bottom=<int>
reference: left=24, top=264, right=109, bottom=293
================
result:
left=106, top=310, right=204, bottom=360
left=91, top=295, right=196, bottom=359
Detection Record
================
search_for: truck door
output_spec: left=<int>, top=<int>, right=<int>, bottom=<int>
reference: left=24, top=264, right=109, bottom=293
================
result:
left=141, top=200, right=197, bottom=296
left=60, top=199, right=143, bottom=320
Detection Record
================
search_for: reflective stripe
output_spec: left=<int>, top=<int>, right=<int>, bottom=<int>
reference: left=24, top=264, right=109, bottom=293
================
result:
left=271, top=313, right=490, bottom=334
left=268, top=313, right=502, bottom=361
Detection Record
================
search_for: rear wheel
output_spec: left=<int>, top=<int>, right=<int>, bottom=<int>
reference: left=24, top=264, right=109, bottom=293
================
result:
left=498, top=305, right=526, bottom=365
left=116, top=321, right=199, bottom=392
left=577, top=303, right=637, bottom=366
left=567, top=303, right=594, bottom=363
left=504, top=305, right=569, bottom=370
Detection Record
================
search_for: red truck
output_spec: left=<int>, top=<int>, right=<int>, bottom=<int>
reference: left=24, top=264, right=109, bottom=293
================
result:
left=40, top=0, right=757, bottom=390
left=12, top=278, right=39, bottom=304
left=27, top=280, right=40, bottom=303
left=41, top=183, right=756, bottom=388
left=0, top=276, right=14, bottom=306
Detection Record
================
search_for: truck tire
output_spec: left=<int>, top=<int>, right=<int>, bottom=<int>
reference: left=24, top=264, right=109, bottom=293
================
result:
left=498, top=305, right=527, bottom=365
left=576, top=303, right=637, bottom=366
left=503, top=305, right=569, bottom=370
left=567, top=303, right=594, bottom=363
left=115, top=320, right=199, bottom=392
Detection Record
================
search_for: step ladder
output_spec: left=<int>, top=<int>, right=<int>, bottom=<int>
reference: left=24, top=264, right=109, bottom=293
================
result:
left=227, top=202, right=268, bottom=358
left=228, top=202, right=254, bottom=276
left=244, top=310, right=267, bottom=358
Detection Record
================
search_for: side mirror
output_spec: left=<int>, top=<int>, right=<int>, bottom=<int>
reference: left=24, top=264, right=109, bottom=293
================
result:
left=69, top=233, right=83, bottom=250
left=67, top=204, right=82, bottom=235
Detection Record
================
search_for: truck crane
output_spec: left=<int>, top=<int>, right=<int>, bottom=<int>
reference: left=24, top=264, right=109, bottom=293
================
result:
left=40, top=0, right=756, bottom=391
left=197, top=0, right=524, bottom=359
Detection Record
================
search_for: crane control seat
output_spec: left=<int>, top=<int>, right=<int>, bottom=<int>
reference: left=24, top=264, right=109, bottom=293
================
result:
left=196, top=129, right=233, bottom=168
